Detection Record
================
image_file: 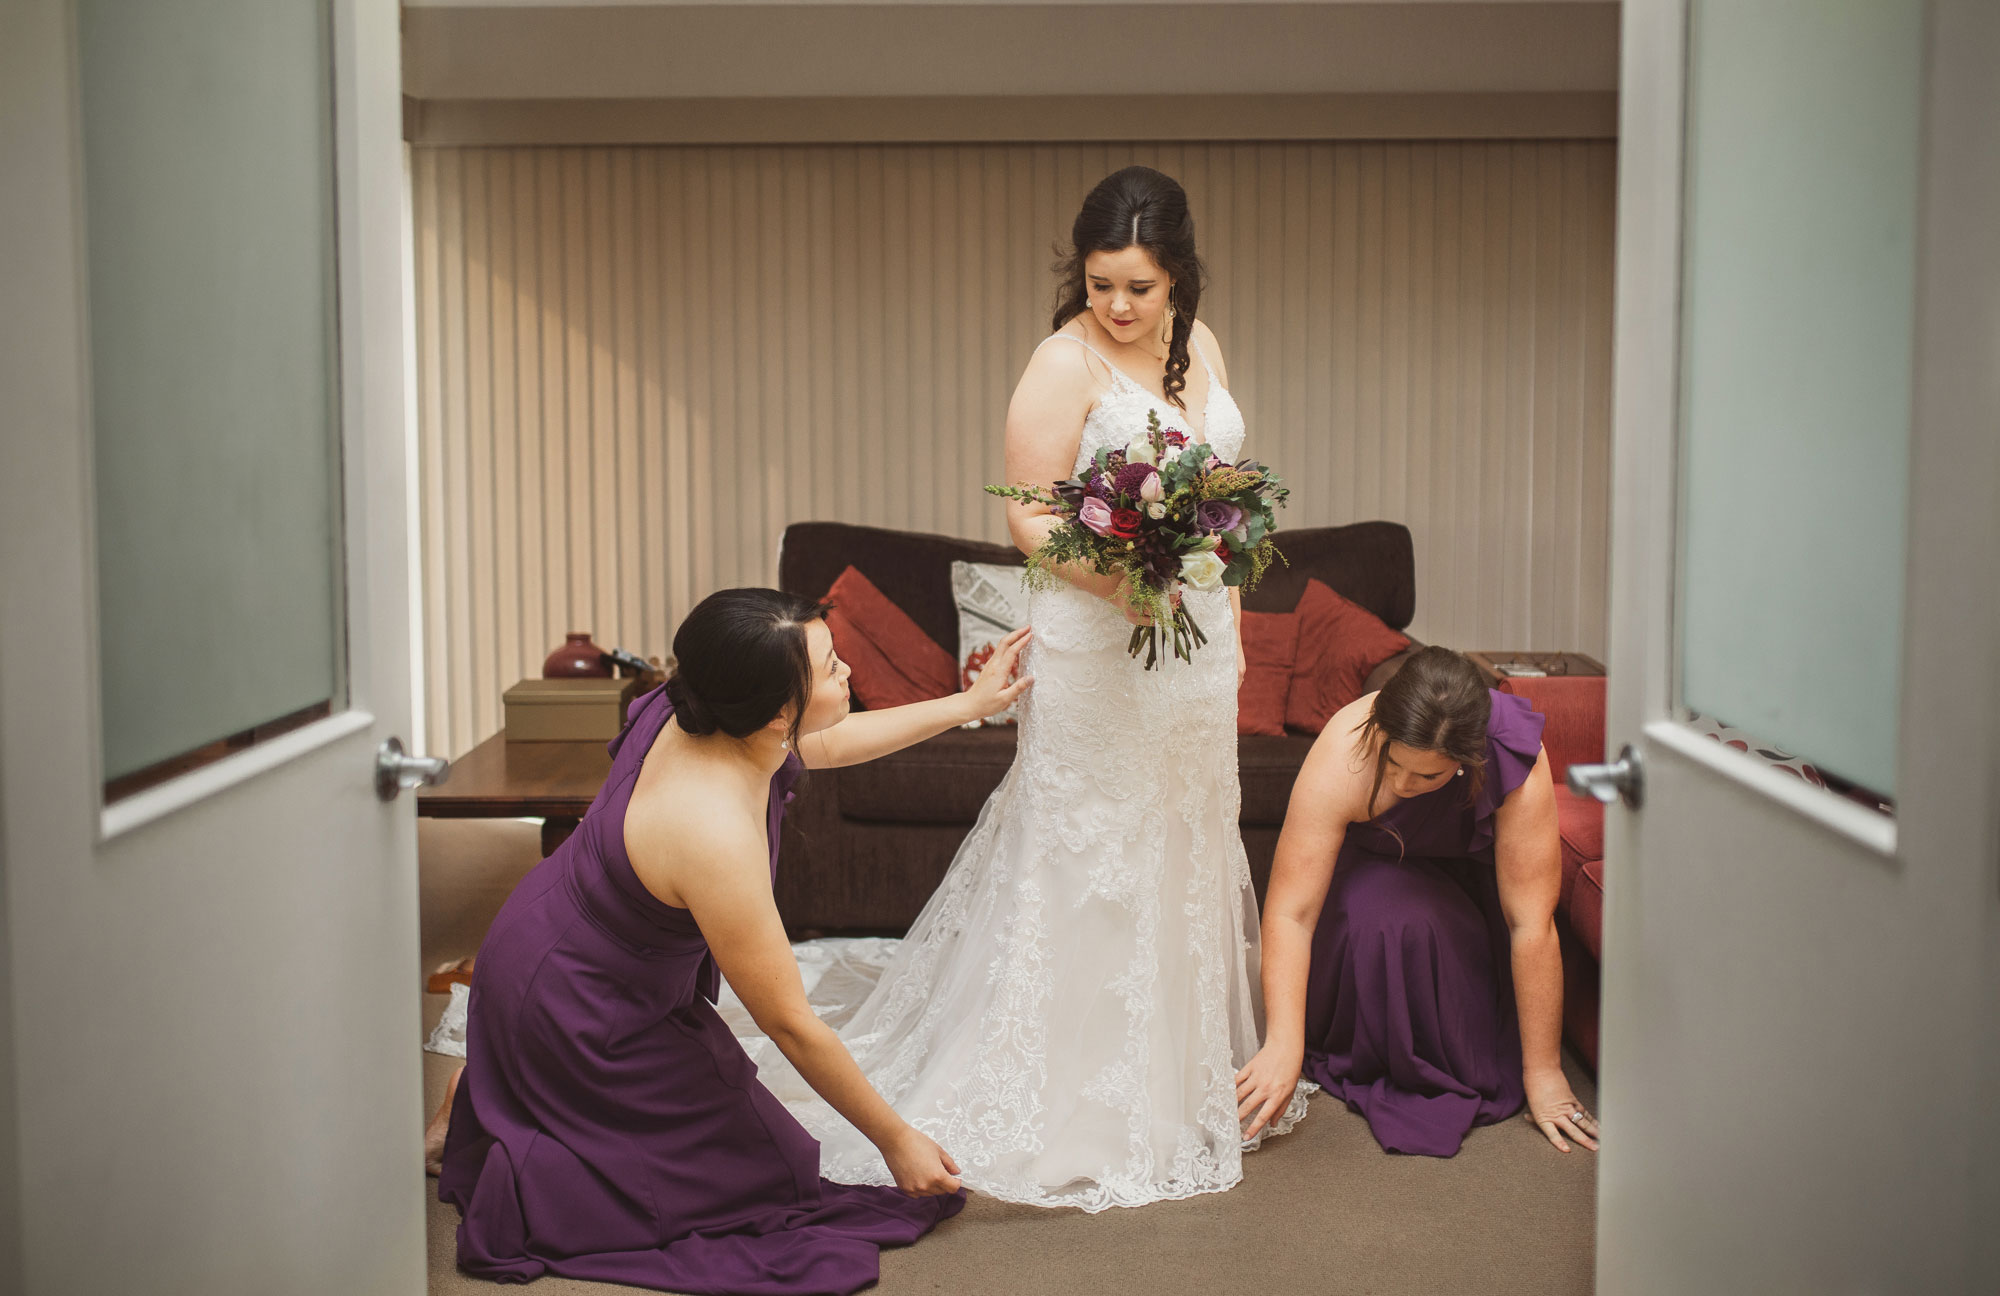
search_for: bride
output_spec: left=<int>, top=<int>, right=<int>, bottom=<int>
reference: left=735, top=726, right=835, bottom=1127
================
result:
left=760, top=166, right=1308, bottom=1210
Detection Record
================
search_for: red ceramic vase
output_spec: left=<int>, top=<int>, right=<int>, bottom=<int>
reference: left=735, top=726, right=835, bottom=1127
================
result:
left=542, top=631, right=612, bottom=679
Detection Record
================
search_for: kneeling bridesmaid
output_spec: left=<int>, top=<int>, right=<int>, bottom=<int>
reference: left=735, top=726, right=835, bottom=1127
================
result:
left=438, top=589, right=1031, bottom=1293
left=1235, top=646, right=1599, bottom=1157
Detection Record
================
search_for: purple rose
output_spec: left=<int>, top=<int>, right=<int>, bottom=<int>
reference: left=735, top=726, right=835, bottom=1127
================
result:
left=1079, top=496, right=1116, bottom=536
left=1195, top=500, right=1244, bottom=534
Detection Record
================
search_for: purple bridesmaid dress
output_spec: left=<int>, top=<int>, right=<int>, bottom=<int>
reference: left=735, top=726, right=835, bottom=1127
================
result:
left=439, top=686, right=963, bottom=1293
left=1301, top=689, right=1548, bottom=1157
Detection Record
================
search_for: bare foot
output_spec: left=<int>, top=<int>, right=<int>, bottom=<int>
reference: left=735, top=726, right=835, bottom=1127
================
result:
left=424, top=1065, right=464, bottom=1177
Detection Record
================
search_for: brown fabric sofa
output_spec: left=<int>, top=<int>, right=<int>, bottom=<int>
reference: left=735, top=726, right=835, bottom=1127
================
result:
left=773, top=519, right=1420, bottom=933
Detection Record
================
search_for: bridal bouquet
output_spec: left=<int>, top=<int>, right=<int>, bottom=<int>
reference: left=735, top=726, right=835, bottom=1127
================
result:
left=987, top=411, right=1288, bottom=668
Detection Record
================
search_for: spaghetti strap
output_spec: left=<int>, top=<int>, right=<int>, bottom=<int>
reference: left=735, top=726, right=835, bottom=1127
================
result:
left=1041, top=332, right=1142, bottom=391
left=1190, top=337, right=1224, bottom=390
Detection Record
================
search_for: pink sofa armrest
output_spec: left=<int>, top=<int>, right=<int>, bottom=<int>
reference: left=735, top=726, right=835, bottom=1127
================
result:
left=1495, top=675, right=1605, bottom=784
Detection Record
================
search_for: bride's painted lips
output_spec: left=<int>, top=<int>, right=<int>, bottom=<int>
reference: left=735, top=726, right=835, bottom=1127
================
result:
left=1111, top=317, right=1137, bottom=327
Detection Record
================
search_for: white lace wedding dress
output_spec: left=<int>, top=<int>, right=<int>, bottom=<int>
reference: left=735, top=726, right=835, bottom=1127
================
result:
left=752, top=333, right=1309, bottom=1211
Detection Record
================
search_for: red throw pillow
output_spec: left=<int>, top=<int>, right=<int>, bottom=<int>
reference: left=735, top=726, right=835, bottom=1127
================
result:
left=1236, top=610, right=1300, bottom=737
left=1285, top=579, right=1412, bottom=734
left=823, top=566, right=958, bottom=710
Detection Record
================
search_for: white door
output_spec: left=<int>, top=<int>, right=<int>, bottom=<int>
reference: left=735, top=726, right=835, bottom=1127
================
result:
left=0, top=1, right=427, bottom=1292
left=1595, top=1, right=2000, bottom=1292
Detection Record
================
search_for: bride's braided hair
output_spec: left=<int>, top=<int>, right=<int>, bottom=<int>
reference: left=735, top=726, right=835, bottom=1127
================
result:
left=1051, top=166, right=1206, bottom=411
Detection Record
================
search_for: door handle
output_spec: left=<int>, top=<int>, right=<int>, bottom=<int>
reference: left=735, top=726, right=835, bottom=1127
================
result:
left=1567, top=743, right=1644, bottom=810
left=375, top=736, right=450, bottom=802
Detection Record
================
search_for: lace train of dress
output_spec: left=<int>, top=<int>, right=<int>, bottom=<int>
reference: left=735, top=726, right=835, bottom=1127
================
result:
left=748, top=335, right=1309, bottom=1211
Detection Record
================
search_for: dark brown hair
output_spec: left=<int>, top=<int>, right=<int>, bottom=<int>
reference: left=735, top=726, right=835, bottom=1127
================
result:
left=1356, top=645, right=1491, bottom=821
left=1051, top=166, right=1206, bottom=410
left=663, top=588, right=830, bottom=750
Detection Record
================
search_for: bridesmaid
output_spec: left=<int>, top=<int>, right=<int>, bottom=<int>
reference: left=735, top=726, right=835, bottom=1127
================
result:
left=1234, top=646, right=1600, bottom=1157
left=438, top=588, right=1032, bottom=1293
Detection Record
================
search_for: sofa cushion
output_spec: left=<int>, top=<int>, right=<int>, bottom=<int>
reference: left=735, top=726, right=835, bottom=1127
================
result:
left=1285, top=579, right=1412, bottom=734
left=824, top=566, right=958, bottom=710
left=1246, top=521, right=1417, bottom=631
left=1496, top=675, right=1606, bottom=784
left=1237, top=610, right=1301, bottom=737
left=1555, top=785, right=1605, bottom=963
left=780, top=521, right=1022, bottom=656
left=1239, top=733, right=1319, bottom=825
left=835, top=725, right=1018, bottom=824
left=951, top=560, right=1031, bottom=727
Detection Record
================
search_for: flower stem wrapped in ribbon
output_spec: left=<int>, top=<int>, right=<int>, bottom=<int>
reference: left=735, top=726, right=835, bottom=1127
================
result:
left=987, top=411, right=1289, bottom=669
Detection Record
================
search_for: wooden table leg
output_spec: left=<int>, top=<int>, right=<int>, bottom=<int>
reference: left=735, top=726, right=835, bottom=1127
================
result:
left=541, top=816, right=581, bottom=857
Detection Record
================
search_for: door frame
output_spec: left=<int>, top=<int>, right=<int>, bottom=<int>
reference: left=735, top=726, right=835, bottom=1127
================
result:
left=0, top=0, right=426, bottom=1291
left=1600, top=0, right=2000, bottom=1288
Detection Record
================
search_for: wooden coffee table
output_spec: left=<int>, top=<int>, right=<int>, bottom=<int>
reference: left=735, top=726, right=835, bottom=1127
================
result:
left=1463, top=650, right=1607, bottom=687
left=415, top=729, right=611, bottom=857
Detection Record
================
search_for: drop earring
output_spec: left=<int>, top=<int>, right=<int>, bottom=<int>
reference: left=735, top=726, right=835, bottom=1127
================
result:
left=1161, top=300, right=1176, bottom=348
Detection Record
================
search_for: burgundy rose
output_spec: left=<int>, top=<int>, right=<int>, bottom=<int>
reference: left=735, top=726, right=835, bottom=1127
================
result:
left=1195, top=500, right=1244, bottom=534
left=1112, top=462, right=1158, bottom=501
left=1108, top=508, right=1144, bottom=540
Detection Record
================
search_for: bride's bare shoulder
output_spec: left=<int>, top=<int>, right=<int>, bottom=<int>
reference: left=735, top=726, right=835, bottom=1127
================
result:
left=1009, top=328, right=1107, bottom=422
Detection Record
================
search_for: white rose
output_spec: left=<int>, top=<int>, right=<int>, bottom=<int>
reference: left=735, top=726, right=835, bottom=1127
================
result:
left=1124, top=438, right=1159, bottom=465
left=1146, top=501, right=1167, bottom=519
left=1139, top=471, right=1164, bottom=503
left=1179, top=549, right=1228, bottom=592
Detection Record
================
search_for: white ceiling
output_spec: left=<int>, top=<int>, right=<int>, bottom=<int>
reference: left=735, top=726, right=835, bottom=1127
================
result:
left=403, top=2, right=1622, bottom=100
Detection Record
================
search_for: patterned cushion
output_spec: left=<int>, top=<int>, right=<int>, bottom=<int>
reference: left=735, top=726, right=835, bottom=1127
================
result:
left=949, top=561, right=1031, bottom=727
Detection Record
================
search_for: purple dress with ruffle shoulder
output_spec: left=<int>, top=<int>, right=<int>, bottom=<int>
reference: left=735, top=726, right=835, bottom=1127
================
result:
left=1300, top=689, right=1548, bottom=1157
left=439, top=686, right=962, bottom=1293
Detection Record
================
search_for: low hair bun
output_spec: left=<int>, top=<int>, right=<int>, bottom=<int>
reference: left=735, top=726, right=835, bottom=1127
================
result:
left=662, top=674, right=719, bottom=736
left=666, top=588, right=833, bottom=749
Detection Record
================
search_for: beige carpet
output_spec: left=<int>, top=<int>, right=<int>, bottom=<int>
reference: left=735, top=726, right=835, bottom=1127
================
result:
left=419, top=819, right=1598, bottom=1296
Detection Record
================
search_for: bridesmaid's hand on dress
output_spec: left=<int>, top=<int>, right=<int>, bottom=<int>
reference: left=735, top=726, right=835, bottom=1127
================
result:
left=881, top=1125, right=963, bottom=1197
left=1234, top=1041, right=1304, bottom=1140
left=963, top=626, right=1034, bottom=720
left=1525, top=1068, right=1600, bottom=1153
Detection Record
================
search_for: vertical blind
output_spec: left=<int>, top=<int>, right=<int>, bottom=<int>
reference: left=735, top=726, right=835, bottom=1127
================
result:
left=412, top=140, right=1615, bottom=756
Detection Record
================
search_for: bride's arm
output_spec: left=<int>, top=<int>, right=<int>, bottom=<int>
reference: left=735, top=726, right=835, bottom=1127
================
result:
left=1003, top=341, right=1122, bottom=601
left=801, top=629, right=1034, bottom=769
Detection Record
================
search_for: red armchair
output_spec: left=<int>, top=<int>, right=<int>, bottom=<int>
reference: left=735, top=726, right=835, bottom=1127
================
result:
left=1496, top=675, right=1607, bottom=1070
